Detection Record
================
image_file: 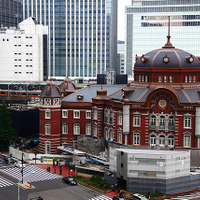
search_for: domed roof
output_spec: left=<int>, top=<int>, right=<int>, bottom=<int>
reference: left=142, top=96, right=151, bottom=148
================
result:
left=59, top=78, right=76, bottom=93
left=135, top=37, right=200, bottom=69
left=40, top=80, right=61, bottom=98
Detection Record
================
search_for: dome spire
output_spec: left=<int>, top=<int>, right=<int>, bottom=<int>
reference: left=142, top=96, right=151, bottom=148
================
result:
left=163, top=16, right=174, bottom=49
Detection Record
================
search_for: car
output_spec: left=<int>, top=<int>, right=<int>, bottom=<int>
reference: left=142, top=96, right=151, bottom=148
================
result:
left=132, top=193, right=148, bottom=200
left=62, top=177, right=77, bottom=185
left=14, top=161, right=26, bottom=168
left=112, top=196, right=125, bottom=200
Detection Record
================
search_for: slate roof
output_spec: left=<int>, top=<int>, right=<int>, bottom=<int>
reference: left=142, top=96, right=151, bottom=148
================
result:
left=63, top=84, right=200, bottom=104
left=63, top=85, right=124, bottom=102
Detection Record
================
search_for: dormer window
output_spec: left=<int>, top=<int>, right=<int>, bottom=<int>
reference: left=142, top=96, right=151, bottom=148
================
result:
left=140, top=55, right=148, bottom=63
left=77, top=94, right=84, bottom=100
left=186, top=55, right=194, bottom=63
left=163, top=55, right=170, bottom=63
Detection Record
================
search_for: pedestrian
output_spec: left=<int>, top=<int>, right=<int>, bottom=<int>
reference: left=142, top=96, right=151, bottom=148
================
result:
left=148, top=192, right=151, bottom=200
left=56, top=160, right=58, bottom=166
left=60, top=168, right=62, bottom=175
left=53, top=159, right=55, bottom=167
left=119, top=190, right=123, bottom=197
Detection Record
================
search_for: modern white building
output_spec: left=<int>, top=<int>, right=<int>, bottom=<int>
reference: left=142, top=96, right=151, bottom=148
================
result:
left=22, top=0, right=118, bottom=81
left=126, top=0, right=200, bottom=77
left=0, top=17, right=48, bottom=81
left=108, top=148, right=192, bottom=194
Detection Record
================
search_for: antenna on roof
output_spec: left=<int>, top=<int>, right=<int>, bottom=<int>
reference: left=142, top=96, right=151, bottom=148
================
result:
left=163, top=16, right=174, bottom=49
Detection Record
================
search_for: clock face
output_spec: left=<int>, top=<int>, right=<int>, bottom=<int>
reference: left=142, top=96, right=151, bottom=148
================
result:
left=159, top=100, right=167, bottom=108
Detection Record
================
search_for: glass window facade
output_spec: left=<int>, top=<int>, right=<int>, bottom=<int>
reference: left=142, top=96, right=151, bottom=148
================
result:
left=0, top=0, right=21, bottom=28
left=23, top=0, right=117, bottom=79
left=126, top=0, right=200, bottom=77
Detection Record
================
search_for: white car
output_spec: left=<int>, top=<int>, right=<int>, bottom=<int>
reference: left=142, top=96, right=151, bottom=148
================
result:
left=14, top=161, right=26, bottom=168
left=132, top=193, right=148, bottom=200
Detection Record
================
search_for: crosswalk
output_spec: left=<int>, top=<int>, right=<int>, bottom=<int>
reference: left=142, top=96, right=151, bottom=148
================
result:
left=89, top=195, right=112, bottom=200
left=164, top=192, right=200, bottom=200
left=0, top=165, right=61, bottom=183
left=0, top=177, right=13, bottom=188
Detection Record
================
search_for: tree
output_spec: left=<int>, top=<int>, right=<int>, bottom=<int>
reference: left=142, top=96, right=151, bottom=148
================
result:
left=0, top=103, right=17, bottom=150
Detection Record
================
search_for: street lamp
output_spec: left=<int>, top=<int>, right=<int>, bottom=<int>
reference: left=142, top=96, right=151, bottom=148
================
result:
left=18, top=171, right=35, bottom=200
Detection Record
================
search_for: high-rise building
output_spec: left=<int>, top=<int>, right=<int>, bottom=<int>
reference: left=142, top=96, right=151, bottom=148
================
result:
left=0, top=0, right=21, bottom=28
left=126, top=0, right=200, bottom=77
left=22, top=0, right=118, bottom=80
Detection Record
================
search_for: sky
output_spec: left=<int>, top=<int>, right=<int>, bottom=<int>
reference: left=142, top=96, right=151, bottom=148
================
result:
left=118, top=0, right=132, bottom=41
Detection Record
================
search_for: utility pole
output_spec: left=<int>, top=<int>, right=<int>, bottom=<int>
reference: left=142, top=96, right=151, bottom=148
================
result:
left=21, top=153, right=24, bottom=184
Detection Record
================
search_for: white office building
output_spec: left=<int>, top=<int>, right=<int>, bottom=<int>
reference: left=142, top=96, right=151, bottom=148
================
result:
left=126, top=0, right=200, bottom=77
left=0, top=17, right=48, bottom=82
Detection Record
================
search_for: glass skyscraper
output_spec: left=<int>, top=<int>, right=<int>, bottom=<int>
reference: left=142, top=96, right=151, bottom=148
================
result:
left=126, top=0, right=200, bottom=77
left=0, top=0, right=21, bottom=28
left=22, top=0, right=117, bottom=80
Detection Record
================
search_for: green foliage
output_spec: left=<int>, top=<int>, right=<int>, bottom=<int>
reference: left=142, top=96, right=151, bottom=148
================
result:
left=74, top=176, right=112, bottom=189
left=0, top=103, right=17, bottom=150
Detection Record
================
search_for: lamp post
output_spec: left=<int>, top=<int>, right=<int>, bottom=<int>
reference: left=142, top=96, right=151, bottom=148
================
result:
left=18, top=171, right=35, bottom=200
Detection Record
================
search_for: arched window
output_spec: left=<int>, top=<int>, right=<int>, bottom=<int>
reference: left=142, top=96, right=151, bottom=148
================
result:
left=159, top=135, right=165, bottom=146
left=110, top=110, right=114, bottom=124
left=104, top=110, right=109, bottom=123
left=109, top=129, right=114, bottom=141
left=168, top=116, right=175, bottom=130
left=117, top=130, right=122, bottom=143
left=159, top=116, right=165, bottom=130
left=133, top=132, right=140, bottom=145
left=168, top=135, right=174, bottom=147
left=150, top=115, right=156, bottom=127
left=150, top=135, right=156, bottom=146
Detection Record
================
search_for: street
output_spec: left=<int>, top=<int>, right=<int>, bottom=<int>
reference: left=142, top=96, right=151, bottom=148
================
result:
left=0, top=163, right=100, bottom=200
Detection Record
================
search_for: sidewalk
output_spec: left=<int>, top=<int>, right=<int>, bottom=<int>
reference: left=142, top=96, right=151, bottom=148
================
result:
left=35, top=164, right=75, bottom=177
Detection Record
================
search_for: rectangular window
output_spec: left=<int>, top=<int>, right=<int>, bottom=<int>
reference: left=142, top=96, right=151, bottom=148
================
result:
left=45, top=124, right=51, bottom=135
left=184, top=116, right=191, bottom=128
left=86, top=123, right=91, bottom=135
left=118, top=113, right=122, bottom=125
left=62, top=110, right=68, bottom=118
left=86, top=110, right=91, bottom=119
left=45, top=141, right=51, bottom=154
left=133, top=115, right=140, bottom=126
left=74, top=123, right=80, bottom=135
left=93, top=124, right=97, bottom=137
left=62, top=123, right=68, bottom=134
left=74, top=110, right=80, bottom=119
left=184, top=135, right=191, bottom=147
left=93, top=108, right=97, bottom=120
left=45, top=110, right=51, bottom=119
left=133, top=133, right=140, bottom=145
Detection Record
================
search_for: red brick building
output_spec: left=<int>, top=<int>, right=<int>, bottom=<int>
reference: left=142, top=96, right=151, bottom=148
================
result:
left=39, top=36, right=200, bottom=154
